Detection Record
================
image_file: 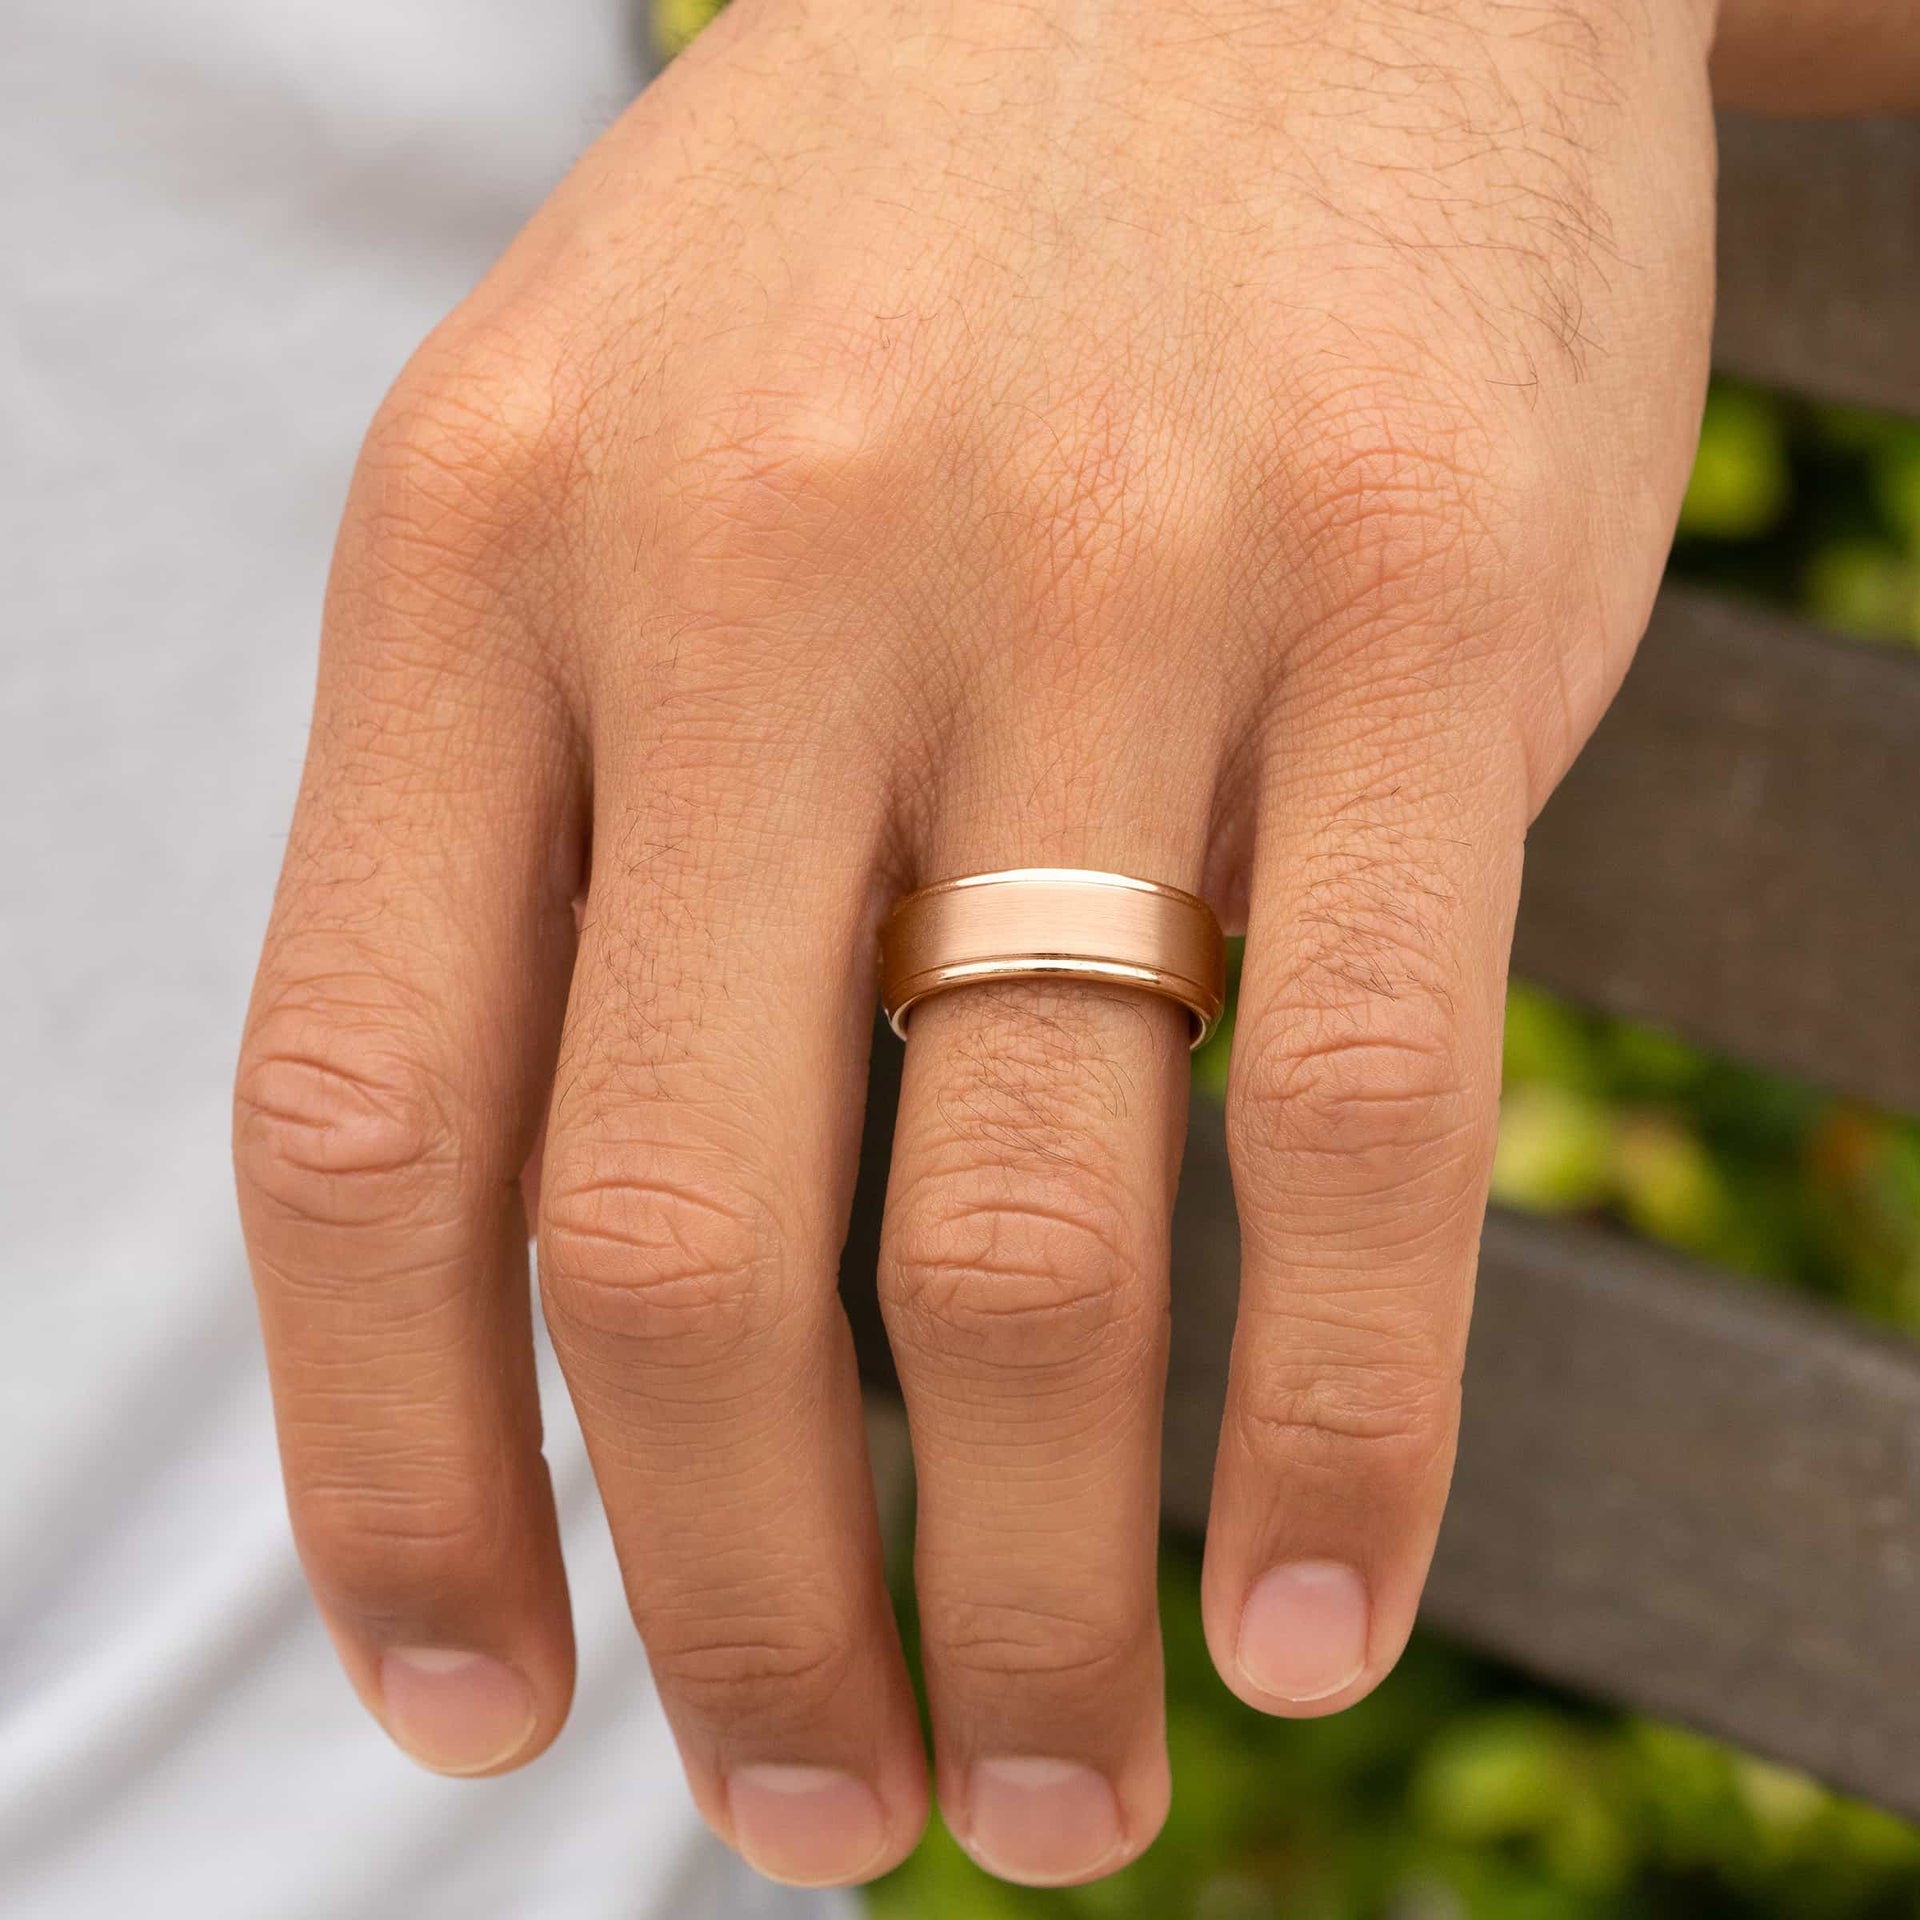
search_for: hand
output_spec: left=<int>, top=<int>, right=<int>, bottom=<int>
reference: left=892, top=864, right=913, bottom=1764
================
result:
left=235, top=0, right=1717, bottom=1888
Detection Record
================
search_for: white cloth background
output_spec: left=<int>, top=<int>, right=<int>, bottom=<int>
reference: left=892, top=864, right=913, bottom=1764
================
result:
left=0, top=5, right=856, bottom=1915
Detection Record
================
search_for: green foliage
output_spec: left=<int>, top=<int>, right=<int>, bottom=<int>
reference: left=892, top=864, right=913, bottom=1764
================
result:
left=1680, top=387, right=1789, bottom=541
left=650, top=0, right=729, bottom=60
left=1673, top=382, right=1920, bottom=651
left=1190, top=938, right=1242, bottom=1103
left=1493, top=982, right=1920, bottom=1326
left=1806, top=540, right=1920, bottom=643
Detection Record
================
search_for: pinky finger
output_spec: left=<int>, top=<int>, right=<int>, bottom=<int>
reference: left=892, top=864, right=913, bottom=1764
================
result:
left=1205, top=696, right=1526, bottom=1715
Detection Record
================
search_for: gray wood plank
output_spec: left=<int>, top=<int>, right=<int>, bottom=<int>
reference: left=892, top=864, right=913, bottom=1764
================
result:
left=1514, top=584, right=1920, bottom=1117
left=1716, top=115, right=1920, bottom=417
left=1432, top=1211, right=1920, bottom=1814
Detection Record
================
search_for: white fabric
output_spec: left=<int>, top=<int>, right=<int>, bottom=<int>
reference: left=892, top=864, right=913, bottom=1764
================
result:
left=0, top=5, right=855, bottom=1915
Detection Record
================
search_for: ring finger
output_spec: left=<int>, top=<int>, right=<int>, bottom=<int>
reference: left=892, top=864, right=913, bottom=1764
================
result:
left=877, top=724, right=1221, bottom=1887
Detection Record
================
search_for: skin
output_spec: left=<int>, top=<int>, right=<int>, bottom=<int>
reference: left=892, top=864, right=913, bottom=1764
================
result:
left=233, top=0, right=1918, bottom=1891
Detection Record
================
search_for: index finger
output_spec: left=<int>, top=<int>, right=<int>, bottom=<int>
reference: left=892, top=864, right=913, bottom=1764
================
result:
left=234, top=401, right=583, bottom=1774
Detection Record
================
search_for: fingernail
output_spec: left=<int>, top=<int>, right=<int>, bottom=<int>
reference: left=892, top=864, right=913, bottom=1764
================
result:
left=962, top=1756, right=1124, bottom=1886
left=727, top=1764, right=889, bottom=1886
left=378, top=1647, right=538, bottom=1775
left=1236, top=1561, right=1371, bottom=1703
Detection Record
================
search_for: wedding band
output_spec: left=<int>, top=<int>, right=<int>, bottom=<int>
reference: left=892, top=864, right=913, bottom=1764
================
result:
left=879, top=868, right=1226, bottom=1049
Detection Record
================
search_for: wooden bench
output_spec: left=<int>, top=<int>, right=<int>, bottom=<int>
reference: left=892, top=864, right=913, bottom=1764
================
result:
left=840, top=114, right=1920, bottom=1819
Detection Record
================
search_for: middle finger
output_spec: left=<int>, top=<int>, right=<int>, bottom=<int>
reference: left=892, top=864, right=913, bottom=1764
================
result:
left=536, top=728, right=926, bottom=1887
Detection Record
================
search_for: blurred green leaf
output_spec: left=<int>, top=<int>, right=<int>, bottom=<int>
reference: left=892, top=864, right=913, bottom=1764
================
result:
left=651, top=0, right=728, bottom=60
left=1611, top=1110, right=1736, bottom=1256
left=1502, top=983, right=1602, bottom=1094
left=1871, top=436, right=1920, bottom=557
left=1596, top=1020, right=1705, bottom=1101
left=1491, top=1082, right=1614, bottom=1214
left=1413, top=1711, right=1584, bottom=1843
left=1678, top=387, right=1788, bottom=541
left=1804, top=538, right=1920, bottom=644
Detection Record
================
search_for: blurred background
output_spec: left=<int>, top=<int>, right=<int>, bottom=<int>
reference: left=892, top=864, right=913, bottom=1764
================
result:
left=650, top=5, right=1920, bottom=1915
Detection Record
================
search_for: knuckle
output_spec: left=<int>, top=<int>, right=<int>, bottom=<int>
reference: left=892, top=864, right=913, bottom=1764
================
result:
left=1232, top=1023, right=1478, bottom=1179
left=292, top=1476, right=504, bottom=1617
left=354, top=328, right=582, bottom=587
left=538, top=1148, right=776, bottom=1363
left=660, top=351, right=908, bottom=591
left=883, top=1173, right=1153, bottom=1375
left=234, top=997, right=462, bottom=1231
left=646, top=1615, right=855, bottom=1729
left=927, top=1593, right=1149, bottom=1690
left=1229, top=886, right=1493, bottom=1213
left=1235, top=1351, right=1458, bottom=1481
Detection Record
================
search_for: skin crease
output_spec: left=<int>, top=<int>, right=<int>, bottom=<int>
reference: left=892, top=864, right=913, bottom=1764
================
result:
left=232, top=0, right=1907, bottom=1892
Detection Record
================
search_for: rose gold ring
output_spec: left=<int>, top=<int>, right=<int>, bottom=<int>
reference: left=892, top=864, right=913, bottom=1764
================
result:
left=878, top=868, right=1226, bottom=1050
